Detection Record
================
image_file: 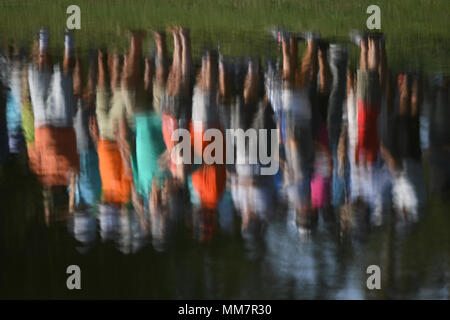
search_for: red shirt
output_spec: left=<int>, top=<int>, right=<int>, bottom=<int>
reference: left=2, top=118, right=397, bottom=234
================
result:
left=356, top=100, right=380, bottom=164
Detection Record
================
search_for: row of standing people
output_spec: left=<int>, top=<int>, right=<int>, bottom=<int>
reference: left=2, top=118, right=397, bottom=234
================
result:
left=0, top=28, right=449, bottom=252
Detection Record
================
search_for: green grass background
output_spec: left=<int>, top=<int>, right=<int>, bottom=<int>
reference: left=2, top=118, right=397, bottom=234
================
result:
left=0, top=0, right=449, bottom=72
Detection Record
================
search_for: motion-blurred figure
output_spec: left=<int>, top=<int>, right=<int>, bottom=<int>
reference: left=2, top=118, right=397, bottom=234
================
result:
left=345, top=34, right=391, bottom=227
left=267, top=32, right=320, bottom=231
left=27, top=28, right=79, bottom=225
left=427, top=75, right=450, bottom=198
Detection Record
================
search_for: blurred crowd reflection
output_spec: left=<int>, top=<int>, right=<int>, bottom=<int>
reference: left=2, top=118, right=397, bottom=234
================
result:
left=1, top=27, right=449, bottom=254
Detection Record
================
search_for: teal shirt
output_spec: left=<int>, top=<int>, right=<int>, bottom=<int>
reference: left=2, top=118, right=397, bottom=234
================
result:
left=69, top=148, right=102, bottom=207
left=131, top=112, right=169, bottom=200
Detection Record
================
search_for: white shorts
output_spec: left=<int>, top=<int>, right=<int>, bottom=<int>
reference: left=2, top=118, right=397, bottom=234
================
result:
left=28, top=64, right=74, bottom=128
left=192, top=85, right=219, bottom=123
left=282, top=88, right=311, bottom=121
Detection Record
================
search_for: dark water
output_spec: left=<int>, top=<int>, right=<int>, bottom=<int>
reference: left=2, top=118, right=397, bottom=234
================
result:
left=0, top=28, right=449, bottom=299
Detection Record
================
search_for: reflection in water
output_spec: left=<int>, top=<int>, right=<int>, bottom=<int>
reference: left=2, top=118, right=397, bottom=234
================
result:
left=0, top=27, right=449, bottom=299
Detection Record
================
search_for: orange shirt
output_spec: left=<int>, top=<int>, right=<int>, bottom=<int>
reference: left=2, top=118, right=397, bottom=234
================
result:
left=28, top=127, right=79, bottom=186
left=192, top=164, right=226, bottom=210
left=97, top=139, right=131, bottom=205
